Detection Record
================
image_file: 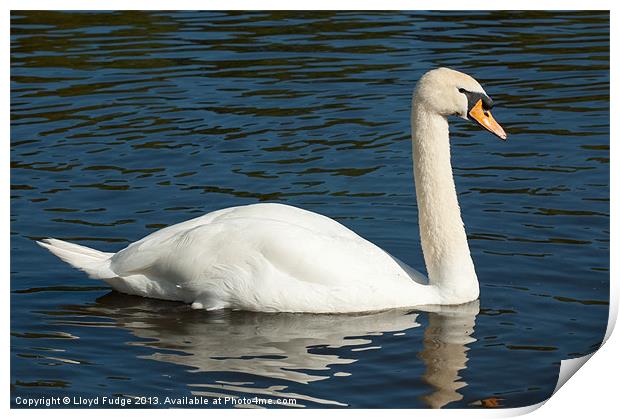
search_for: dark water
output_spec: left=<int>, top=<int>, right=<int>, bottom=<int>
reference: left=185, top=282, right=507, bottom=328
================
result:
left=11, top=11, right=609, bottom=408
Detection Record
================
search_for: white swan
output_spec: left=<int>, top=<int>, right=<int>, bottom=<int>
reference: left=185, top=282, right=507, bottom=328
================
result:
left=39, top=68, right=507, bottom=313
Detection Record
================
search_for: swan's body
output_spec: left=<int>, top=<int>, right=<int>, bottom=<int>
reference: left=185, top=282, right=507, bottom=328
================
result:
left=39, top=68, right=506, bottom=313
left=41, top=204, right=431, bottom=312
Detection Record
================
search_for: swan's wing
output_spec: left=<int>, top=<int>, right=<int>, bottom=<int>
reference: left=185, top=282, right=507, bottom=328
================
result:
left=106, top=203, right=428, bottom=311
left=110, top=203, right=364, bottom=274
left=109, top=203, right=420, bottom=282
left=385, top=253, right=428, bottom=285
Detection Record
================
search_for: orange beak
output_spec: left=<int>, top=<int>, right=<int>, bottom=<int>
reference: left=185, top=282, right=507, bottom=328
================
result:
left=468, top=99, right=507, bottom=140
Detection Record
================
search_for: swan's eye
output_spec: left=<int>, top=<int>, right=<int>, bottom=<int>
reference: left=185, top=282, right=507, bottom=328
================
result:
left=458, top=88, right=467, bottom=94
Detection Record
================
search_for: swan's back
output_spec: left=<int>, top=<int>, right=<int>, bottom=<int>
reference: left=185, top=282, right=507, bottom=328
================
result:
left=106, top=203, right=430, bottom=312
left=111, top=203, right=365, bottom=273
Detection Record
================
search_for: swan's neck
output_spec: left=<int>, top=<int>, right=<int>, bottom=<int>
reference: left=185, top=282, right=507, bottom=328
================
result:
left=411, top=102, right=479, bottom=303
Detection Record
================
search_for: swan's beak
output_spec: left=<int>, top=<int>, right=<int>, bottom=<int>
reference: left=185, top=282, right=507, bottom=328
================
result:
left=468, top=99, right=507, bottom=140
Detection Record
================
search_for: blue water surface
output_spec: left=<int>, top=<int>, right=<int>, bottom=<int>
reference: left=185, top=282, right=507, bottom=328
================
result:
left=11, top=11, right=609, bottom=408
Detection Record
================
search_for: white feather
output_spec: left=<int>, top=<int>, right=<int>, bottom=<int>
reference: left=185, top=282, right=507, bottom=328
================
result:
left=39, top=67, right=495, bottom=313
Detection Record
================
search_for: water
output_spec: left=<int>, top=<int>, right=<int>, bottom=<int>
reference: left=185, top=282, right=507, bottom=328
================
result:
left=10, top=11, right=609, bottom=408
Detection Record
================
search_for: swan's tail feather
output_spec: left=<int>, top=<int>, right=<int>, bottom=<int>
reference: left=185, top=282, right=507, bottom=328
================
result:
left=37, top=238, right=116, bottom=279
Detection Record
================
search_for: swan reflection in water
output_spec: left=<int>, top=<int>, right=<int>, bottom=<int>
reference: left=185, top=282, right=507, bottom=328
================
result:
left=58, top=293, right=479, bottom=408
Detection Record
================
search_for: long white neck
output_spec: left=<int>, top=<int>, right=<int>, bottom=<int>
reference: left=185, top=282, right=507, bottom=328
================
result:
left=411, top=100, right=479, bottom=304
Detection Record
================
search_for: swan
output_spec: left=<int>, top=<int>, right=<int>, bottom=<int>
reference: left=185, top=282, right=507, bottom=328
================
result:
left=38, top=67, right=507, bottom=313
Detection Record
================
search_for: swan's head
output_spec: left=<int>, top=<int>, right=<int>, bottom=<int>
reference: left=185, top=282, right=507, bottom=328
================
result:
left=414, top=67, right=507, bottom=140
